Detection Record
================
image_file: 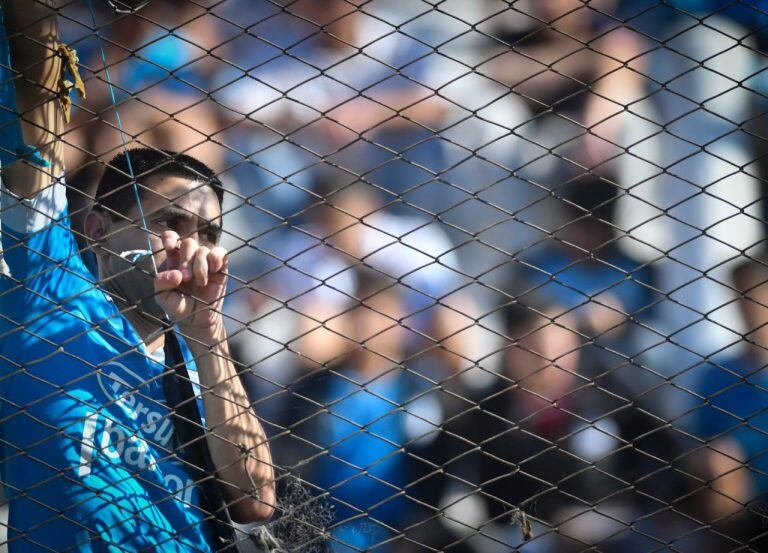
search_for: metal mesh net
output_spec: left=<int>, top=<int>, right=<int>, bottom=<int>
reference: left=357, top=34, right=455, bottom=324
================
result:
left=2, top=0, right=768, bottom=551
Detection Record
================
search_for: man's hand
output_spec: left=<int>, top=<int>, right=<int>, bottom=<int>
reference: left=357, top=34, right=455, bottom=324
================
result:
left=154, top=228, right=276, bottom=522
left=154, top=230, right=228, bottom=342
left=2, top=0, right=63, bottom=199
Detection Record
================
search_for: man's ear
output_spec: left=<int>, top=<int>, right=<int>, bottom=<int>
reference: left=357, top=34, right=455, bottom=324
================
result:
left=84, top=209, right=110, bottom=249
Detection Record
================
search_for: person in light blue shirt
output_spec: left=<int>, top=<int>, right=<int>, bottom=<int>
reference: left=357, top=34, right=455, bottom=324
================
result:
left=0, top=2, right=275, bottom=551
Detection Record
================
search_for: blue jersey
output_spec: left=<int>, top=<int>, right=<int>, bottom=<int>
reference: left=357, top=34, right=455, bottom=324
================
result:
left=309, top=369, right=414, bottom=552
left=0, top=179, right=215, bottom=551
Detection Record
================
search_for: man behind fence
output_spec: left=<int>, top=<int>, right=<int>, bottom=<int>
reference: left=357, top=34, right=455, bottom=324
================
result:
left=0, top=2, right=275, bottom=551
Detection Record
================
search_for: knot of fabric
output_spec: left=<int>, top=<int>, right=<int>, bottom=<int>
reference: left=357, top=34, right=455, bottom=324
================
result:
left=56, top=43, right=86, bottom=123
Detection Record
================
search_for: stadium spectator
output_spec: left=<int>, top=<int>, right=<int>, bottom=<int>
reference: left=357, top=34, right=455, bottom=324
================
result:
left=521, top=177, right=656, bottom=336
left=64, top=2, right=227, bottom=180
left=445, top=301, right=690, bottom=552
left=226, top=177, right=484, bottom=479
left=3, top=1, right=763, bottom=551
left=0, top=3, right=274, bottom=550
left=212, top=0, right=452, bottom=316
left=518, top=176, right=661, bottom=395
left=294, top=269, right=440, bottom=552
left=486, top=0, right=647, bottom=179
left=214, top=0, right=447, bottom=217
left=457, top=0, right=649, bottom=303
left=684, top=251, right=768, bottom=551
left=611, top=6, right=764, bottom=419
left=225, top=176, right=471, bottom=392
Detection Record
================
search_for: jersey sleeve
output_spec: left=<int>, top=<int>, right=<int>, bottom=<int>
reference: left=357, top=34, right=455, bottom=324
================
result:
left=1, top=175, right=97, bottom=302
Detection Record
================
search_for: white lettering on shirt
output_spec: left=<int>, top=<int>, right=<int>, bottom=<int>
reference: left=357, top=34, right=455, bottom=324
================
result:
left=77, top=411, right=196, bottom=508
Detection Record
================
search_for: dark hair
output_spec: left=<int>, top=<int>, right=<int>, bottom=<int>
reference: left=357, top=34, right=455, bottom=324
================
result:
left=501, top=298, right=565, bottom=340
left=559, top=175, right=619, bottom=223
left=354, top=266, right=399, bottom=303
left=503, top=301, right=543, bottom=335
left=94, top=148, right=223, bottom=218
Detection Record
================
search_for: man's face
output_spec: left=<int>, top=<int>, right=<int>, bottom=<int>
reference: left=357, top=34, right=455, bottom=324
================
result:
left=505, top=311, right=581, bottom=402
left=92, top=175, right=222, bottom=319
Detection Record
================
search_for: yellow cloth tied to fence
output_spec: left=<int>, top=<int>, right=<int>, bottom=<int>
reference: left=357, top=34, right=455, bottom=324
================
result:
left=57, top=43, right=85, bottom=123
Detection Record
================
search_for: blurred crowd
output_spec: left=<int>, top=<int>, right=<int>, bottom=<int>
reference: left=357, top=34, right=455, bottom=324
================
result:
left=56, top=0, right=768, bottom=551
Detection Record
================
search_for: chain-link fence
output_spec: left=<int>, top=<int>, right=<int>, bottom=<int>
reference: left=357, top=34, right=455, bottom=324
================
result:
left=2, top=0, right=768, bottom=551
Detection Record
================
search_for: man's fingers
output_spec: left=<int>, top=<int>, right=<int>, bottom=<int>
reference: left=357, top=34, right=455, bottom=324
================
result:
left=154, top=269, right=183, bottom=292
left=160, top=230, right=181, bottom=269
left=178, top=237, right=197, bottom=281
left=207, top=246, right=227, bottom=275
left=160, top=230, right=180, bottom=251
left=193, top=246, right=210, bottom=287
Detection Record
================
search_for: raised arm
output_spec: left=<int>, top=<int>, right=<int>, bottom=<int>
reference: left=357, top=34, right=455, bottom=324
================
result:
left=1, top=0, right=63, bottom=198
left=154, top=230, right=276, bottom=522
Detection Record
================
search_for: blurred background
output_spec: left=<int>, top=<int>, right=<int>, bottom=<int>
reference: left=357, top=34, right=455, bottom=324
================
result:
left=22, top=0, right=768, bottom=550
